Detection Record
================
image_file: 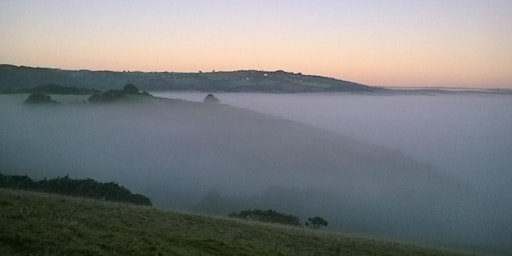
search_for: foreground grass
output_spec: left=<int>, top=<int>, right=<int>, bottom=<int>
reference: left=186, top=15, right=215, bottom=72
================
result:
left=1, top=189, right=476, bottom=256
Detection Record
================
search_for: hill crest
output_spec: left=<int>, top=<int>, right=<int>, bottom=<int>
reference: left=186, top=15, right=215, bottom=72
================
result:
left=0, top=64, right=377, bottom=93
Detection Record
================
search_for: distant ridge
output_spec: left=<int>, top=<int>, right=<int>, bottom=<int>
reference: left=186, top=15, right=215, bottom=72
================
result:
left=0, top=64, right=378, bottom=93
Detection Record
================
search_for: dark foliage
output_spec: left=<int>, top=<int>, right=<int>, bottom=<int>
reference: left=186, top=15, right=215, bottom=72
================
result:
left=228, top=209, right=301, bottom=226
left=88, top=89, right=125, bottom=103
left=0, top=172, right=152, bottom=206
left=88, top=84, right=151, bottom=103
left=305, top=216, right=328, bottom=229
left=203, top=93, right=220, bottom=103
left=24, top=92, right=59, bottom=104
left=123, top=83, right=139, bottom=94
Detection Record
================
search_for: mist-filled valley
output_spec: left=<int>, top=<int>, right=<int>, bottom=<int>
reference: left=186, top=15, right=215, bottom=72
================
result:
left=154, top=92, right=512, bottom=196
left=1, top=92, right=511, bottom=254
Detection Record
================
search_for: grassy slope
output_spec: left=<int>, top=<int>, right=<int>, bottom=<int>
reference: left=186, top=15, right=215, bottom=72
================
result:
left=0, top=189, right=477, bottom=256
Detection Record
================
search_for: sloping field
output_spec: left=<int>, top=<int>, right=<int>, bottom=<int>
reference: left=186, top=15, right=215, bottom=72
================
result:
left=0, top=189, right=476, bottom=256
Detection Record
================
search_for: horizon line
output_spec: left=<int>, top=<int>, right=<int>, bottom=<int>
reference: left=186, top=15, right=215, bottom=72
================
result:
left=2, top=63, right=511, bottom=90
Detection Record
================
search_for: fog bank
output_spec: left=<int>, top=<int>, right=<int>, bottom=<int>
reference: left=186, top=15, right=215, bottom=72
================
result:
left=155, top=92, right=512, bottom=195
left=1, top=93, right=511, bottom=253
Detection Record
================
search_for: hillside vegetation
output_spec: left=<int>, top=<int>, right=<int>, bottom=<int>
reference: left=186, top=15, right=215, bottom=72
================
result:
left=0, top=64, right=377, bottom=93
left=0, top=189, right=476, bottom=256
left=0, top=172, right=151, bottom=206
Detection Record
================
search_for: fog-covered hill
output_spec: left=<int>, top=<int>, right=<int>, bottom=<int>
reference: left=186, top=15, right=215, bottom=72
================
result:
left=0, top=64, right=376, bottom=93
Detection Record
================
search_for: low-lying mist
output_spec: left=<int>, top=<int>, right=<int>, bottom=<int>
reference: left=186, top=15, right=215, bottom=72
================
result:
left=156, top=92, right=512, bottom=196
left=1, top=93, right=511, bottom=253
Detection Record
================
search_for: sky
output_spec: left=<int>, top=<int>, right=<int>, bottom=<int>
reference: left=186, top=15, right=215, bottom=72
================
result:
left=1, top=0, right=511, bottom=88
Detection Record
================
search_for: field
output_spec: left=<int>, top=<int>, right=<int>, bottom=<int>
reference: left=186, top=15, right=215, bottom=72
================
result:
left=0, top=189, right=479, bottom=256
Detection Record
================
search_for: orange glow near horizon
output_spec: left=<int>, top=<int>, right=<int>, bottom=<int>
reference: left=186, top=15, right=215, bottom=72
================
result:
left=1, top=0, right=511, bottom=88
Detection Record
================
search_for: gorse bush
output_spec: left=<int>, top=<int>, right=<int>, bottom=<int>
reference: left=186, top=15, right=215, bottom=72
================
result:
left=0, top=172, right=151, bottom=206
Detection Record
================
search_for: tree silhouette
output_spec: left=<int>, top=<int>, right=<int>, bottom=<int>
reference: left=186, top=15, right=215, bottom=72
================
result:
left=123, top=84, right=139, bottom=94
left=24, top=92, right=59, bottom=104
left=305, top=216, right=328, bottom=229
left=228, top=209, right=301, bottom=226
left=203, top=93, right=220, bottom=103
left=0, top=172, right=151, bottom=206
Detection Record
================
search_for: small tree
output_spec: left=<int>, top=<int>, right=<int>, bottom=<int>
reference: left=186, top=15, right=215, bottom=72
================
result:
left=203, top=93, right=220, bottom=103
left=305, top=216, right=328, bottom=229
left=24, top=92, right=59, bottom=104
left=123, top=84, right=139, bottom=94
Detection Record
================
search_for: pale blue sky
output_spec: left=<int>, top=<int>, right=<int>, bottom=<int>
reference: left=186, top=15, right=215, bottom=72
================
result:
left=1, top=0, right=511, bottom=88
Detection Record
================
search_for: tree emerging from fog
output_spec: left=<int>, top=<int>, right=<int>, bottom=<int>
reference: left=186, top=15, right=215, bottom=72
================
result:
left=305, top=216, right=328, bottom=229
left=203, top=93, right=220, bottom=103
left=88, top=84, right=151, bottom=103
left=228, top=209, right=301, bottom=226
left=24, top=92, right=59, bottom=104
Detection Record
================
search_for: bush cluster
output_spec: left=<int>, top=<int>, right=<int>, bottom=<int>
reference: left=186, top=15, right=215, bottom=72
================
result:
left=0, top=172, right=151, bottom=206
left=228, top=209, right=302, bottom=226
left=24, top=92, right=59, bottom=104
left=229, top=209, right=328, bottom=228
left=88, top=84, right=151, bottom=103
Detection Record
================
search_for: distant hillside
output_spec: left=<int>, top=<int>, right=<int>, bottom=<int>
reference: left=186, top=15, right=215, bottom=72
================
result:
left=0, top=64, right=378, bottom=93
left=0, top=189, right=475, bottom=256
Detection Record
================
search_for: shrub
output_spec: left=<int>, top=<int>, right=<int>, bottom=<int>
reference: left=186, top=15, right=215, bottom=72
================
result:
left=203, top=93, right=220, bottom=103
left=228, top=209, right=301, bottom=226
left=88, top=84, right=151, bottom=103
left=24, top=92, right=59, bottom=104
left=0, top=172, right=151, bottom=206
left=305, top=216, right=328, bottom=229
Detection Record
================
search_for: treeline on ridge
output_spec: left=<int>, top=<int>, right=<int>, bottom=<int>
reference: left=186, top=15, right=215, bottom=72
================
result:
left=22, top=84, right=152, bottom=104
left=88, top=83, right=151, bottom=103
left=0, top=172, right=151, bottom=206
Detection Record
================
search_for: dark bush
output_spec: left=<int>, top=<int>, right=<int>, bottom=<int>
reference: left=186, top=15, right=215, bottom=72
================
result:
left=0, top=172, right=151, bottom=206
left=203, top=93, right=220, bottom=103
left=228, top=209, right=301, bottom=226
left=24, top=92, right=59, bottom=104
left=88, top=84, right=151, bottom=103
left=122, top=84, right=139, bottom=94
left=305, top=216, right=328, bottom=229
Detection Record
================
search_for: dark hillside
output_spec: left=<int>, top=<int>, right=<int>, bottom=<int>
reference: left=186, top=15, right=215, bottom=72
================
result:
left=0, top=64, right=378, bottom=92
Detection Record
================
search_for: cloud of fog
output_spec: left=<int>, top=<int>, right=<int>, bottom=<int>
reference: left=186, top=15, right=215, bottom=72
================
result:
left=1, top=93, right=511, bottom=253
left=156, top=92, right=512, bottom=194
left=154, top=91, right=512, bottom=252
